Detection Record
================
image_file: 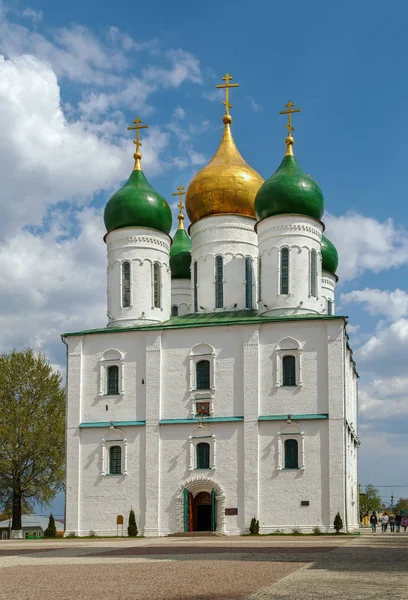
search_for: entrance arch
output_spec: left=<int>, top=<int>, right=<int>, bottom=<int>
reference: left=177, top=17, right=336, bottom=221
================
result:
left=176, top=476, right=226, bottom=533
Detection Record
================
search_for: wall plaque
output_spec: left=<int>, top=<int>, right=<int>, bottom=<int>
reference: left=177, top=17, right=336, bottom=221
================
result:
left=225, top=508, right=238, bottom=516
left=301, top=501, right=310, bottom=507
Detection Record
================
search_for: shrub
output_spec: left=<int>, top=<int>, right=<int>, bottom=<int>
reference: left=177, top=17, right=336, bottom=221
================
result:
left=67, top=531, right=76, bottom=538
left=249, top=517, right=260, bottom=534
left=292, top=527, right=301, bottom=535
left=313, top=526, right=321, bottom=535
left=128, top=509, right=138, bottom=537
left=89, top=530, right=96, bottom=537
left=44, top=513, right=57, bottom=538
left=334, top=512, right=343, bottom=533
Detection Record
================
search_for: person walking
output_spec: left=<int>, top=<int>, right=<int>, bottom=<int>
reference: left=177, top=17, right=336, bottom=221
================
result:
left=402, top=516, right=408, bottom=532
left=395, top=512, right=402, bottom=533
left=381, top=513, right=389, bottom=532
left=370, top=511, right=378, bottom=533
left=389, top=513, right=395, bottom=532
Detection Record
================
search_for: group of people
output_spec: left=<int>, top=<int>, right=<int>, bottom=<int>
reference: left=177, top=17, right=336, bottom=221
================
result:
left=370, top=511, right=408, bottom=533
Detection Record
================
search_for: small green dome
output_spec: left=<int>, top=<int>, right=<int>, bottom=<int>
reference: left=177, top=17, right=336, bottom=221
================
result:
left=255, top=155, right=324, bottom=222
left=321, top=235, right=339, bottom=274
left=104, top=169, right=172, bottom=235
left=170, top=227, right=191, bottom=279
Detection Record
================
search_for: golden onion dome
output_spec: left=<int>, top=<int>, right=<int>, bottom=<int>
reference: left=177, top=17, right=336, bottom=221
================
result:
left=186, top=114, right=264, bottom=225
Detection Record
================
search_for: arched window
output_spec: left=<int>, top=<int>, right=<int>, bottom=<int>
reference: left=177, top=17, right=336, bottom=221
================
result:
left=194, top=261, right=198, bottom=313
left=196, top=442, right=210, bottom=469
left=284, top=439, right=299, bottom=469
left=153, top=262, right=161, bottom=308
left=215, top=255, right=223, bottom=308
left=245, top=257, right=253, bottom=309
left=171, top=305, right=179, bottom=317
left=107, top=365, right=119, bottom=395
left=327, top=299, right=333, bottom=315
left=258, top=256, right=262, bottom=302
left=122, top=262, right=131, bottom=307
left=282, top=355, right=296, bottom=386
left=310, top=250, right=317, bottom=297
left=280, top=248, right=289, bottom=295
left=196, top=360, right=210, bottom=389
left=109, top=445, right=122, bottom=474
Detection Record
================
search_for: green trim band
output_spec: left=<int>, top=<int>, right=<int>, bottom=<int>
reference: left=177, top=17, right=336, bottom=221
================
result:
left=259, top=414, right=328, bottom=421
left=79, top=421, right=146, bottom=428
left=63, top=311, right=344, bottom=337
left=160, top=416, right=244, bottom=425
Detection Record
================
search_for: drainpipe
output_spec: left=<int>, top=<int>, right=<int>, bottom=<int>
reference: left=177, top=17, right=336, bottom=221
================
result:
left=61, top=335, right=68, bottom=536
left=343, top=325, right=348, bottom=532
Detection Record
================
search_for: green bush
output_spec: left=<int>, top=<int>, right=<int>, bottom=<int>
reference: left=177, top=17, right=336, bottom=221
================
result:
left=292, top=527, right=301, bottom=535
left=67, top=531, right=76, bottom=538
left=334, top=512, right=343, bottom=533
left=249, top=517, right=260, bottom=534
left=313, top=525, right=321, bottom=535
left=89, top=530, right=96, bottom=537
left=128, top=509, right=138, bottom=537
left=44, top=513, right=57, bottom=538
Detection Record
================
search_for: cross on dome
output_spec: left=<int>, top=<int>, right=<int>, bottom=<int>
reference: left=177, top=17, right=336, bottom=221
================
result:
left=172, top=184, right=186, bottom=230
left=127, top=117, right=149, bottom=170
left=216, top=72, right=239, bottom=123
left=279, top=101, right=301, bottom=156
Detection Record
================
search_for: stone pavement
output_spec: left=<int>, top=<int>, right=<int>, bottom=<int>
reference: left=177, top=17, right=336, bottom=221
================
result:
left=0, top=533, right=407, bottom=599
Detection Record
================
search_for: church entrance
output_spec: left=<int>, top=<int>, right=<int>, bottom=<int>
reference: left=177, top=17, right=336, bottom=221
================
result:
left=184, top=489, right=216, bottom=532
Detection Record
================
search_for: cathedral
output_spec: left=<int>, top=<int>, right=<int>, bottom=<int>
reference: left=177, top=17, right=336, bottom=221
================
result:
left=63, top=75, right=359, bottom=536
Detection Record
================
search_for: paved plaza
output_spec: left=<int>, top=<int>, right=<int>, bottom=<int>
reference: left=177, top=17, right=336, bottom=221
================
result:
left=0, top=531, right=407, bottom=599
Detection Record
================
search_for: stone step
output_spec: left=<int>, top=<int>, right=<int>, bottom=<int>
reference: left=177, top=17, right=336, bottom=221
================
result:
left=168, top=531, right=225, bottom=537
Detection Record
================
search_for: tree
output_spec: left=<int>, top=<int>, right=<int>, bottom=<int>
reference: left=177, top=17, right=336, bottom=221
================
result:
left=395, top=498, right=408, bottom=512
left=249, top=517, right=260, bottom=534
left=128, top=509, right=138, bottom=537
left=359, top=484, right=382, bottom=515
left=0, top=349, right=65, bottom=536
left=44, top=513, right=57, bottom=538
left=334, top=512, right=343, bottom=533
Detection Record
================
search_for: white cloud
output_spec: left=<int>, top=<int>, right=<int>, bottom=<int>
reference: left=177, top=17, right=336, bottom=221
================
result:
left=173, top=106, right=186, bottom=120
left=143, top=49, right=202, bottom=87
left=22, top=8, right=43, bottom=24
left=355, top=319, right=408, bottom=376
left=341, top=288, right=408, bottom=320
left=248, top=97, right=263, bottom=112
left=325, top=212, right=408, bottom=281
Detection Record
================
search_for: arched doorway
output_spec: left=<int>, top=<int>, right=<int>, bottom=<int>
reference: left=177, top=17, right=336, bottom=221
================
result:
left=176, top=476, right=226, bottom=534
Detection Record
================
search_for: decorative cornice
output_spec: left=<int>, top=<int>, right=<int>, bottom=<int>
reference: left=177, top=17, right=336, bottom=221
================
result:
left=259, top=223, right=322, bottom=238
left=108, top=235, right=171, bottom=251
left=322, top=277, right=336, bottom=289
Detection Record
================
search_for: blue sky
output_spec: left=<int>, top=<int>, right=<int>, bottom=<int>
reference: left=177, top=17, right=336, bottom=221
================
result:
left=0, top=0, right=407, bottom=518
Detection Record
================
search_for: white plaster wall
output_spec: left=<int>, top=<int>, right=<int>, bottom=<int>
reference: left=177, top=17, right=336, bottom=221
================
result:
left=106, top=227, right=171, bottom=327
left=257, top=214, right=323, bottom=315
left=65, top=316, right=359, bottom=536
left=320, top=271, right=337, bottom=314
left=190, top=214, right=258, bottom=312
left=171, top=279, right=191, bottom=315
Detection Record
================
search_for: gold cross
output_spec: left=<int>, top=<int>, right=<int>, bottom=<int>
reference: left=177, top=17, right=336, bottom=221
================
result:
left=279, top=100, right=301, bottom=137
left=216, top=72, right=239, bottom=116
left=127, top=117, right=148, bottom=153
left=172, top=184, right=186, bottom=229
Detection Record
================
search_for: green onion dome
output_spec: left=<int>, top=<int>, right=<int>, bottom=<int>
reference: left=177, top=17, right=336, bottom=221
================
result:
left=170, top=227, right=192, bottom=279
left=255, top=155, right=324, bottom=222
left=104, top=169, right=172, bottom=235
left=321, top=235, right=339, bottom=274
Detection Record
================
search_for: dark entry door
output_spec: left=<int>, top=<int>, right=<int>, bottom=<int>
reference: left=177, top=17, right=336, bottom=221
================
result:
left=196, top=504, right=212, bottom=531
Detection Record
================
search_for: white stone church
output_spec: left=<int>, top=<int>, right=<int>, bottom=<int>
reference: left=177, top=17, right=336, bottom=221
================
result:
left=63, top=89, right=359, bottom=536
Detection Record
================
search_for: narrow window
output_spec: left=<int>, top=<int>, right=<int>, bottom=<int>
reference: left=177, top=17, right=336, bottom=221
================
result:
left=245, top=257, right=253, bottom=309
left=122, top=262, right=131, bottom=307
left=282, top=355, right=296, bottom=386
left=215, top=255, right=224, bottom=308
left=194, top=261, right=198, bottom=313
left=109, top=445, right=122, bottom=475
left=284, top=439, right=299, bottom=469
left=258, top=256, right=262, bottom=302
left=196, top=442, right=210, bottom=469
left=107, top=365, right=119, bottom=395
left=153, top=263, right=161, bottom=308
left=280, top=248, right=289, bottom=295
left=196, top=360, right=210, bottom=390
left=310, top=250, right=317, bottom=298
left=327, top=299, right=333, bottom=315
left=171, top=305, right=179, bottom=317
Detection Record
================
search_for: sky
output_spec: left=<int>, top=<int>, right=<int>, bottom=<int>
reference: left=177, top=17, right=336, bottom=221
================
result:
left=0, top=0, right=407, bottom=518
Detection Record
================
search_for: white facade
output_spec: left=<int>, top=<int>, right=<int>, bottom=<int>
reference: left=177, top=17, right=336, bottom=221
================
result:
left=65, top=154, right=359, bottom=537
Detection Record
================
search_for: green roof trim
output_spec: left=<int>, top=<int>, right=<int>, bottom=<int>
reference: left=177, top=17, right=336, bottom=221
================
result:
left=63, top=310, right=344, bottom=337
left=259, top=414, right=329, bottom=421
left=160, top=416, right=244, bottom=425
left=170, top=228, right=192, bottom=279
left=321, top=234, right=339, bottom=275
left=79, top=421, right=146, bottom=428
